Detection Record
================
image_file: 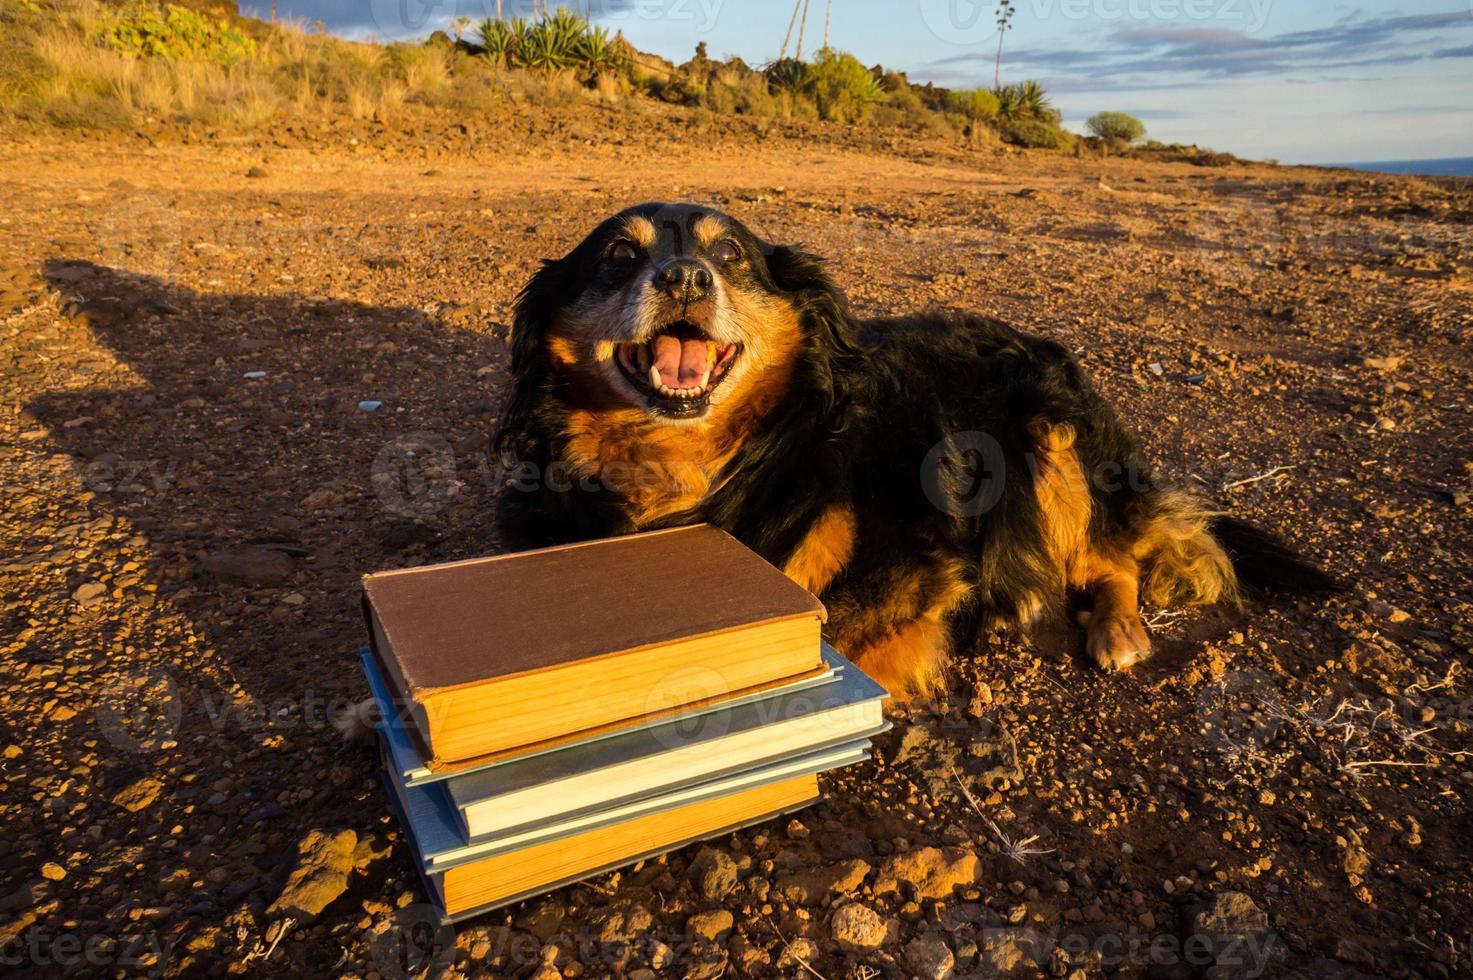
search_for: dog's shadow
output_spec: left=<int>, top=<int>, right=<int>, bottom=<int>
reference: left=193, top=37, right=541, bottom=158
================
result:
left=25, top=259, right=514, bottom=815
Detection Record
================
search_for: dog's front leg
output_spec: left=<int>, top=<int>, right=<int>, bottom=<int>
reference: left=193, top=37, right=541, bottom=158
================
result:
left=824, top=554, right=972, bottom=700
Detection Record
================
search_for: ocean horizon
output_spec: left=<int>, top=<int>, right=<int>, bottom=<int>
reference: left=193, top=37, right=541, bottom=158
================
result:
left=1328, top=156, right=1473, bottom=177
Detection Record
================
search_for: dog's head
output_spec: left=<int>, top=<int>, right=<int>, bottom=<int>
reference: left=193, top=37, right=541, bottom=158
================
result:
left=503, top=203, right=850, bottom=432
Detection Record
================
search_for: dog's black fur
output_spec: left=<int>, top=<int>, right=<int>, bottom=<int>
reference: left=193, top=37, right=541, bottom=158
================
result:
left=495, top=203, right=1335, bottom=694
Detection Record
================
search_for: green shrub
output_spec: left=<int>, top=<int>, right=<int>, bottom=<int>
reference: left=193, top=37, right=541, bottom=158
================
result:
left=944, top=87, right=998, bottom=121
left=1086, top=110, right=1145, bottom=143
left=703, top=66, right=777, bottom=116
left=806, top=48, right=883, bottom=123
left=100, top=2, right=257, bottom=66
left=1002, top=115, right=1071, bottom=149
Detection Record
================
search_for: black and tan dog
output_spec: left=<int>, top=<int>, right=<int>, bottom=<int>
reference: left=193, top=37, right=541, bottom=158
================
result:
left=495, top=202, right=1335, bottom=697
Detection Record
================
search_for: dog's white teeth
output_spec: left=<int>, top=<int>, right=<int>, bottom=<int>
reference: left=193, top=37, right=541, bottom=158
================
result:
left=699, top=369, right=711, bottom=390
left=648, top=365, right=662, bottom=390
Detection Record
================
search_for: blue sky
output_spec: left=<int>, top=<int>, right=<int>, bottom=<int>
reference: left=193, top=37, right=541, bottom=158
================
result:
left=241, top=0, right=1473, bottom=163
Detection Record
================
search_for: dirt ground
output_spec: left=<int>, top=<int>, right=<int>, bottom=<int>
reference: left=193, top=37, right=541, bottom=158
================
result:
left=1, top=106, right=1470, bottom=979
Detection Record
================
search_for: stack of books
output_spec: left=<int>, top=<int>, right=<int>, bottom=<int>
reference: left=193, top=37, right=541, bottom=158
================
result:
left=360, top=525, right=888, bottom=921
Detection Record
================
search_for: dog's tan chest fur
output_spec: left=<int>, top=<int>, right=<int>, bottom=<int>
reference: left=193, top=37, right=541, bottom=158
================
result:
left=561, top=409, right=739, bottom=526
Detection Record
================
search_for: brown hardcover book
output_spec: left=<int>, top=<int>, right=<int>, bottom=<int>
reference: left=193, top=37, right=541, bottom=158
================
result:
left=437, top=774, right=818, bottom=916
left=362, top=525, right=826, bottom=767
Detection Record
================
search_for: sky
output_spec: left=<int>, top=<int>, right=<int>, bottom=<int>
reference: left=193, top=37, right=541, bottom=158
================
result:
left=240, top=0, right=1473, bottom=163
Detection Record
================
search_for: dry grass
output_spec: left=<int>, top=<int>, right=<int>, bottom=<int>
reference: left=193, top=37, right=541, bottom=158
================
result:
left=0, top=0, right=607, bottom=130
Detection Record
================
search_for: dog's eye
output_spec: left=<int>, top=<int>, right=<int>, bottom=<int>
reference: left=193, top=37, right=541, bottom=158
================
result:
left=608, top=241, right=637, bottom=262
left=712, top=239, right=742, bottom=264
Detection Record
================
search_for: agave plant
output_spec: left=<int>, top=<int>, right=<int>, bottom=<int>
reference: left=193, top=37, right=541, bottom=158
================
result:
left=543, top=7, right=590, bottom=53
left=765, top=57, right=810, bottom=94
left=516, top=7, right=589, bottom=73
left=477, top=17, right=524, bottom=67
left=1017, top=79, right=1056, bottom=121
left=578, top=25, right=625, bottom=74
left=992, top=83, right=1023, bottom=119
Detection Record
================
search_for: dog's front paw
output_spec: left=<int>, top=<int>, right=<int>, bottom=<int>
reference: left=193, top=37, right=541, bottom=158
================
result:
left=1086, top=613, right=1152, bottom=671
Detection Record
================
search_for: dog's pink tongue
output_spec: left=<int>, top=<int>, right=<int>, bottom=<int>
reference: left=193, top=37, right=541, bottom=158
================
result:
left=651, top=335, right=709, bottom=389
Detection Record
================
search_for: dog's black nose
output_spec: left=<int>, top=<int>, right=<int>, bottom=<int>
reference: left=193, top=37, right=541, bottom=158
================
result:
left=655, top=258, right=712, bottom=300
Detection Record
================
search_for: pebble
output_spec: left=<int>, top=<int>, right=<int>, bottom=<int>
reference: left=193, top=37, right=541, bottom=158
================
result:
left=688, top=847, right=738, bottom=901
left=905, top=933, right=955, bottom=979
left=830, top=901, right=887, bottom=950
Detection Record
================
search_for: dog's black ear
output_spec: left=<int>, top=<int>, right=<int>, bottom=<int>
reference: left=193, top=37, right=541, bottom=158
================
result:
left=509, top=256, right=574, bottom=378
left=766, top=244, right=856, bottom=358
left=494, top=256, right=574, bottom=459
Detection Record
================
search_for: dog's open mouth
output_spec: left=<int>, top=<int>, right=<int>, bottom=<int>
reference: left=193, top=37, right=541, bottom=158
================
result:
left=614, top=321, right=740, bottom=417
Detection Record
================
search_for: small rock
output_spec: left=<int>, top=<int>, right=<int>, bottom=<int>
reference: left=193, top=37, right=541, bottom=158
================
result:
left=786, top=817, right=810, bottom=840
left=686, top=909, right=733, bottom=943
left=266, top=829, right=357, bottom=922
left=72, top=581, right=107, bottom=604
left=586, top=902, right=652, bottom=943
left=242, top=370, right=267, bottom=379
left=514, top=899, right=565, bottom=942
left=40, top=862, right=66, bottom=881
left=774, top=858, right=871, bottom=904
left=874, top=846, right=982, bottom=900
left=776, top=937, right=821, bottom=972
left=358, top=400, right=383, bottom=411
left=1367, top=599, right=1410, bottom=623
left=1333, top=937, right=1377, bottom=969
left=200, top=547, right=292, bottom=587
left=1187, top=890, right=1285, bottom=978
left=976, top=927, right=1049, bottom=974
left=1147, top=362, right=1165, bottom=376
left=688, top=847, right=738, bottom=901
left=111, top=776, right=163, bottom=813
left=906, top=933, right=955, bottom=979
left=245, top=166, right=268, bottom=178
left=830, top=902, right=886, bottom=950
